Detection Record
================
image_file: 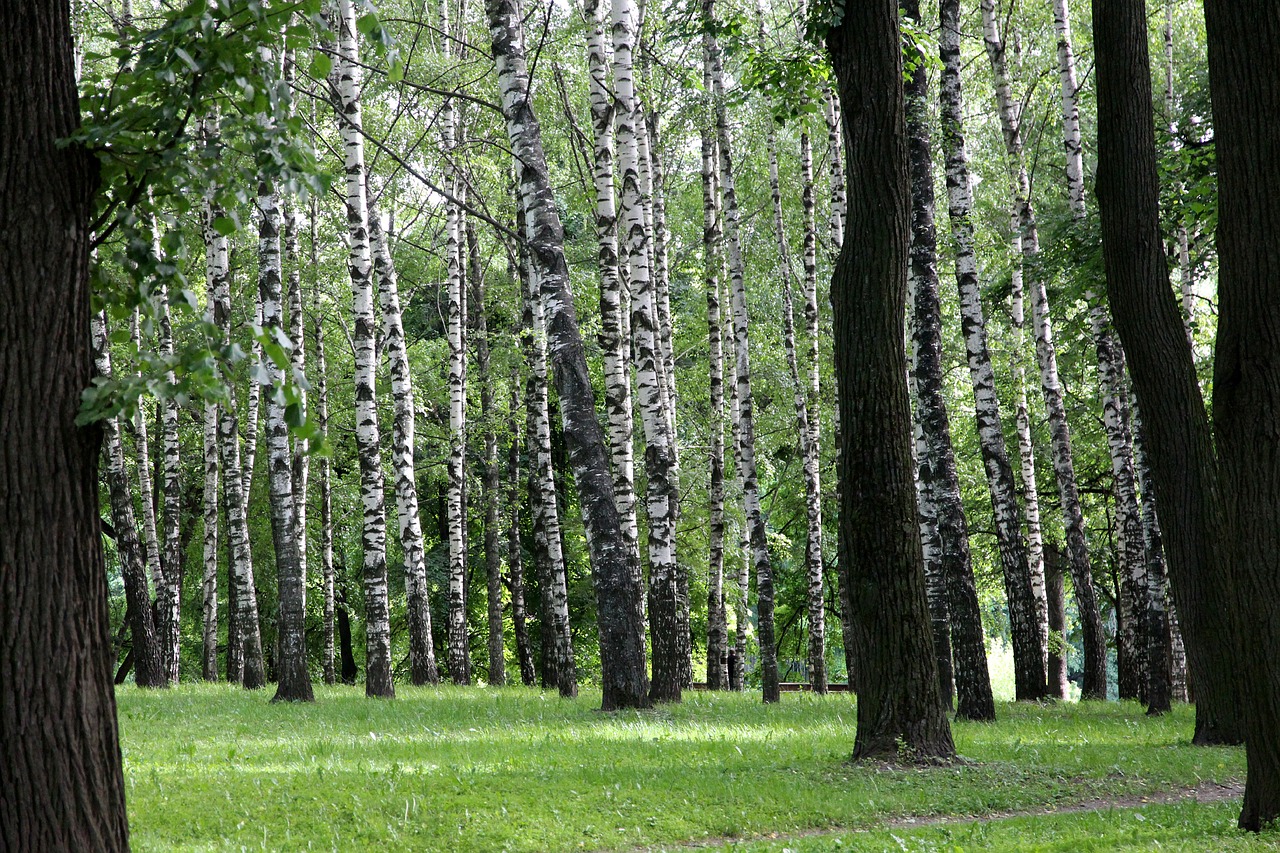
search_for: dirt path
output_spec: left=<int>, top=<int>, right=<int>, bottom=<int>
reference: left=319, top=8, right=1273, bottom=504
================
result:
left=621, top=780, right=1244, bottom=851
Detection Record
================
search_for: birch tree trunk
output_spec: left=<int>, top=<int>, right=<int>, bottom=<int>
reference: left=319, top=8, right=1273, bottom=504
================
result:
left=156, top=282, right=182, bottom=683
left=981, top=0, right=1106, bottom=700
left=370, top=206, right=439, bottom=685
left=940, top=0, right=1045, bottom=700
left=130, top=314, right=164, bottom=613
left=700, top=50, right=729, bottom=692
left=508, top=375, right=537, bottom=687
left=1052, top=0, right=1149, bottom=701
left=315, top=279, right=336, bottom=688
left=762, top=86, right=827, bottom=695
left=257, top=180, right=313, bottom=703
left=613, top=0, right=682, bottom=703
left=490, top=0, right=651, bottom=708
left=904, top=0, right=995, bottom=720
left=200, top=128, right=224, bottom=683
left=469, top=223, right=506, bottom=686
left=1132, top=410, right=1172, bottom=715
left=822, top=86, right=845, bottom=256
left=707, top=0, right=779, bottom=703
left=283, top=50, right=308, bottom=615
left=334, top=0, right=394, bottom=698
left=94, top=313, right=168, bottom=690
left=582, top=0, right=642, bottom=607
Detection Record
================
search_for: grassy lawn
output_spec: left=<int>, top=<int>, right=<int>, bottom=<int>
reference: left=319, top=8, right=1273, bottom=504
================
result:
left=117, top=685, right=1266, bottom=851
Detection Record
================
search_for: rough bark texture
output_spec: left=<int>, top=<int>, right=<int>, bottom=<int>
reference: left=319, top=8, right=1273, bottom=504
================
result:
left=939, top=0, right=1045, bottom=701
left=1092, top=0, right=1241, bottom=745
left=1201, top=0, right=1280, bottom=829
left=1133, top=411, right=1172, bottom=716
left=489, top=0, right=651, bottom=709
left=827, top=0, right=956, bottom=762
left=904, top=0, right=994, bottom=721
left=1044, top=543, right=1070, bottom=699
left=1, top=6, right=130, bottom=836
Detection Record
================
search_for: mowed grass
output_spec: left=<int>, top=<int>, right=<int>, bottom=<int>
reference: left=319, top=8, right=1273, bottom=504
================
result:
left=117, top=685, right=1259, bottom=851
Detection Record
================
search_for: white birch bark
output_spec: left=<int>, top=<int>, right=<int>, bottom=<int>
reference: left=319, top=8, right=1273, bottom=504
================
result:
left=583, top=0, right=642, bottom=597
left=982, top=0, right=1106, bottom=700
left=707, top=0, right=778, bottom=703
left=334, top=0, right=394, bottom=697
left=200, top=129, right=223, bottom=683
left=369, top=206, right=439, bottom=685
left=700, top=44, right=729, bottom=691
left=283, top=48, right=308, bottom=610
left=257, top=178, right=312, bottom=702
left=130, top=313, right=163, bottom=601
left=614, top=0, right=682, bottom=702
left=940, top=0, right=1045, bottom=700
left=761, top=81, right=826, bottom=693
left=822, top=86, right=845, bottom=256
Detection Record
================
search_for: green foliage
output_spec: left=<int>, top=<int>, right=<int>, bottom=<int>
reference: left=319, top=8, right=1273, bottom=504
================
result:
left=116, top=688, right=1247, bottom=850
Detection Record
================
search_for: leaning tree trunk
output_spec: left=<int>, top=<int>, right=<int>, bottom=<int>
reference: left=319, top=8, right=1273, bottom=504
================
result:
left=981, top=0, right=1105, bottom=700
left=257, top=179, right=313, bottom=703
left=1, top=6, right=130, bottom=834
left=1201, top=0, right=1280, bottom=829
left=699, top=48, right=729, bottom=692
left=1092, top=0, right=1242, bottom=745
left=489, top=0, right=652, bottom=709
left=333, top=0, right=393, bottom=698
left=94, top=313, right=168, bottom=690
left=904, top=0, right=994, bottom=721
left=725, top=313, right=750, bottom=693
left=583, top=0, right=642, bottom=611
left=370, top=206, right=439, bottom=686
left=707, top=0, right=779, bottom=703
left=940, top=0, right=1045, bottom=701
left=827, top=0, right=956, bottom=761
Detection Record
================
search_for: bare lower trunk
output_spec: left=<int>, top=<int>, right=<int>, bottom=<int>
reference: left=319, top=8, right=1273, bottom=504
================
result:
left=508, top=376, right=537, bottom=687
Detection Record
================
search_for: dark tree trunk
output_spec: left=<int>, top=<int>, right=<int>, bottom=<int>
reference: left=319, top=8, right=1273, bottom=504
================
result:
left=0, top=0, right=130, bottom=843
left=904, top=0, right=994, bottom=723
left=1091, top=0, right=1243, bottom=745
left=1045, top=542, right=1069, bottom=699
left=336, top=594, right=358, bottom=686
left=826, top=0, right=956, bottom=762
left=1201, top=0, right=1280, bottom=829
left=488, top=0, right=650, bottom=710
left=507, top=383, right=537, bottom=687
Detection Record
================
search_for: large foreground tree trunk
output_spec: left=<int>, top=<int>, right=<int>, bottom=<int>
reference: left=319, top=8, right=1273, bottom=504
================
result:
left=1092, top=0, right=1242, bottom=745
left=488, top=0, right=651, bottom=710
left=0, top=1, right=129, bottom=841
left=1201, top=0, right=1280, bottom=829
left=827, top=0, right=955, bottom=762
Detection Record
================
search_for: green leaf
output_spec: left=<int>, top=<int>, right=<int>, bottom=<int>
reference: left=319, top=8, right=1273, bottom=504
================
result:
left=356, top=13, right=379, bottom=36
left=310, top=51, right=333, bottom=80
left=212, top=215, right=237, bottom=236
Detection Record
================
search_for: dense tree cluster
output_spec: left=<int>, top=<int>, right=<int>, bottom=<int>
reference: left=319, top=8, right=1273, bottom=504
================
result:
left=7, top=0, right=1280, bottom=843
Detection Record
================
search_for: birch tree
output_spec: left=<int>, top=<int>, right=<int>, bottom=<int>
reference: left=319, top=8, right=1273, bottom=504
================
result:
left=489, top=0, right=652, bottom=709
left=939, top=0, right=1045, bottom=700
left=707, top=0, right=779, bottom=702
left=333, top=0, right=393, bottom=698
left=980, top=0, right=1105, bottom=699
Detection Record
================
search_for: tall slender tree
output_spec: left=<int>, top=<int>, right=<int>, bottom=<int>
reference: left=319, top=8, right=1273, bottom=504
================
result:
left=488, top=0, right=651, bottom=709
left=939, top=0, right=1045, bottom=701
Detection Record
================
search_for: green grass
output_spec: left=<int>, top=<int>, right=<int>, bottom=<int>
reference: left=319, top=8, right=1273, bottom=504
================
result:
left=117, top=685, right=1258, bottom=851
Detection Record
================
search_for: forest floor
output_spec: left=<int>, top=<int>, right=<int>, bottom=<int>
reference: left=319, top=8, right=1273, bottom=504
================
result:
left=116, top=685, right=1276, bottom=851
